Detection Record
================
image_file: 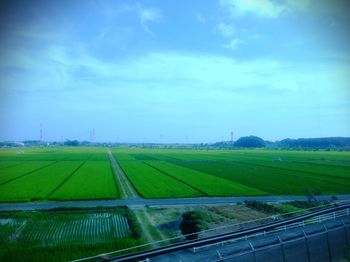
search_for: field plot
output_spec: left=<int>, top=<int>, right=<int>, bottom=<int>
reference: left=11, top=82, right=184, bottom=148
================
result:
left=0, top=161, right=22, bottom=170
left=0, top=161, right=54, bottom=185
left=144, top=161, right=266, bottom=196
left=0, top=147, right=119, bottom=202
left=117, top=160, right=202, bottom=198
left=50, top=161, right=118, bottom=200
left=0, top=208, right=142, bottom=262
left=0, top=147, right=349, bottom=202
left=113, top=148, right=350, bottom=197
left=0, top=161, right=82, bottom=202
left=21, top=212, right=130, bottom=245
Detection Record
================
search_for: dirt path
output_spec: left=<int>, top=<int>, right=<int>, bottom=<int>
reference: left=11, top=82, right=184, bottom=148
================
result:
left=107, top=149, right=139, bottom=199
left=143, top=208, right=168, bottom=242
left=108, top=149, right=161, bottom=247
left=131, top=207, right=162, bottom=248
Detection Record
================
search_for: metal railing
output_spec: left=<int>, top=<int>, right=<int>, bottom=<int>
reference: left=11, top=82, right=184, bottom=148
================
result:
left=107, top=201, right=350, bottom=262
left=192, top=207, right=350, bottom=253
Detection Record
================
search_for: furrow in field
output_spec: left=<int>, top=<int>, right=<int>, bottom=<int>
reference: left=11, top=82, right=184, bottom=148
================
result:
left=160, top=152, right=350, bottom=185
left=46, top=161, right=87, bottom=199
left=143, top=161, right=209, bottom=196
left=0, top=161, right=57, bottom=186
left=0, top=162, right=23, bottom=170
left=202, top=153, right=350, bottom=180
left=229, top=160, right=350, bottom=185
left=294, top=160, right=350, bottom=168
left=144, top=161, right=267, bottom=197
left=49, top=160, right=119, bottom=201
left=0, top=161, right=83, bottom=202
left=174, top=160, right=350, bottom=195
left=117, top=160, right=202, bottom=198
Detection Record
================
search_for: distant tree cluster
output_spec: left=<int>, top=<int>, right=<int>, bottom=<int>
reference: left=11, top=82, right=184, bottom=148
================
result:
left=234, top=136, right=265, bottom=148
left=278, top=137, right=350, bottom=149
left=63, top=139, right=79, bottom=146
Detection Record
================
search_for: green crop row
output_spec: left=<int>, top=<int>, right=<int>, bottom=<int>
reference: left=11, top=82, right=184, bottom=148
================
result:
left=112, top=148, right=350, bottom=197
left=0, top=161, right=54, bottom=185
left=117, top=159, right=202, bottom=198
left=0, top=161, right=83, bottom=202
left=0, top=208, right=142, bottom=262
left=145, top=161, right=266, bottom=196
left=174, top=160, right=350, bottom=195
left=50, top=161, right=119, bottom=200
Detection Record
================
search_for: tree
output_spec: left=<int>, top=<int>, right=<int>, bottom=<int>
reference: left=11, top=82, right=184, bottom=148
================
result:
left=64, top=139, right=79, bottom=146
left=179, top=211, right=202, bottom=240
left=234, top=136, right=265, bottom=148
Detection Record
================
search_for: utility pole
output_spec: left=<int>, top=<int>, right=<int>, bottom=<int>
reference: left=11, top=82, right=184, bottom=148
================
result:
left=92, top=128, right=95, bottom=143
left=40, top=123, right=43, bottom=142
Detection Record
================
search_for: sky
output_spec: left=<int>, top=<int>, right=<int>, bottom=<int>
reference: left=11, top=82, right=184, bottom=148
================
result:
left=0, top=0, right=349, bottom=143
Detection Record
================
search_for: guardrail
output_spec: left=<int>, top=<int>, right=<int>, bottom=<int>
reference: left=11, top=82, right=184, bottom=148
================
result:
left=109, top=202, right=350, bottom=262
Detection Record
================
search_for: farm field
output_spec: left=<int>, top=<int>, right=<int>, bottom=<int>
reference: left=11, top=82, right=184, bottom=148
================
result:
left=0, top=207, right=142, bottom=261
left=0, top=147, right=349, bottom=202
left=50, top=161, right=119, bottom=200
left=0, top=147, right=120, bottom=202
left=113, top=148, right=350, bottom=198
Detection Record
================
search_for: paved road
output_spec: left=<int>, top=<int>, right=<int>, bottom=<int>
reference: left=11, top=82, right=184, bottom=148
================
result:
left=1, top=195, right=349, bottom=212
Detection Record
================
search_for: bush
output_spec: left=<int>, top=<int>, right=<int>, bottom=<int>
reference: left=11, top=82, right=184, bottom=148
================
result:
left=244, top=200, right=280, bottom=213
left=179, top=211, right=203, bottom=240
left=125, top=209, right=142, bottom=238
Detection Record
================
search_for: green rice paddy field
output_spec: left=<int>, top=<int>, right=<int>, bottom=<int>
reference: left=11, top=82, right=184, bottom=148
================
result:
left=0, top=147, right=119, bottom=202
left=0, top=147, right=349, bottom=202
left=0, top=207, right=142, bottom=261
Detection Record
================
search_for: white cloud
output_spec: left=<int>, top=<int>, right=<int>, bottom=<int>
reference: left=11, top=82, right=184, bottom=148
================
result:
left=3, top=46, right=349, bottom=106
left=117, top=2, right=163, bottom=34
left=196, top=13, right=206, bottom=24
left=216, top=22, right=235, bottom=37
left=139, top=6, right=162, bottom=24
left=137, top=4, right=162, bottom=34
left=223, top=38, right=246, bottom=49
left=3, top=47, right=349, bottom=141
left=220, top=0, right=285, bottom=18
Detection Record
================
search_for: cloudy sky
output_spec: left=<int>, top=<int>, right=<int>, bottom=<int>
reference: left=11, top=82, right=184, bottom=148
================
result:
left=0, top=0, right=349, bottom=143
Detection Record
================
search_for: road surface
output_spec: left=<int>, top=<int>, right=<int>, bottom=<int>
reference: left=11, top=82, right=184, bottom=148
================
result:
left=1, top=194, right=349, bottom=212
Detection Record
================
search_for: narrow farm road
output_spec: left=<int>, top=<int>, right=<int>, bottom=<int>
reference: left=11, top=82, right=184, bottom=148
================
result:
left=107, top=149, right=140, bottom=199
left=2, top=195, right=350, bottom=211
left=108, top=149, right=160, bottom=247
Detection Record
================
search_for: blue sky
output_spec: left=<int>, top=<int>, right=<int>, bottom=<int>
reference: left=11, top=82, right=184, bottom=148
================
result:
left=0, top=0, right=349, bottom=143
